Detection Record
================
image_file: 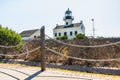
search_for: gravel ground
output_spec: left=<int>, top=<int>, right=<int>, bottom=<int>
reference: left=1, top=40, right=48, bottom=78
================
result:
left=0, top=63, right=120, bottom=80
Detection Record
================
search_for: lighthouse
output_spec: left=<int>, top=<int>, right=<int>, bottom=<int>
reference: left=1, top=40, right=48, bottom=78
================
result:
left=63, top=8, right=74, bottom=27
left=53, top=8, right=85, bottom=39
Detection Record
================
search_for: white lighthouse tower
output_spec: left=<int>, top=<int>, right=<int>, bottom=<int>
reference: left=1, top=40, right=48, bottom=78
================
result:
left=63, top=8, right=74, bottom=27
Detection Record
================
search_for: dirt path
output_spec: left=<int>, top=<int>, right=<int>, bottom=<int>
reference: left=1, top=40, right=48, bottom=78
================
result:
left=0, top=63, right=120, bottom=80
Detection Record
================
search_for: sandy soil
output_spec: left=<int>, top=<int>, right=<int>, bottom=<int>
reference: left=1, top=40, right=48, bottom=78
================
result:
left=0, top=63, right=120, bottom=80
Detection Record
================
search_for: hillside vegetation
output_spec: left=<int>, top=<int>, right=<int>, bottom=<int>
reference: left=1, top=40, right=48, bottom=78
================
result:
left=0, top=25, right=22, bottom=55
left=0, top=25, right=22, bottom=46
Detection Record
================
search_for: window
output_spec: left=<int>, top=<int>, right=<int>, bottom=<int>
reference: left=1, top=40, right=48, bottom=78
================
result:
left=64, top=32, right=67, bottom=36
left=34, top=36, right=36, bottom=38
left=70, top=31, right=72, bottom=36
left=75, top=31, right=77, bottom=35
left=55, top=33, right=57, bottom=37
left=59, top=33, right=61, bottom=36
left=66, top=22, right=68, bottom=25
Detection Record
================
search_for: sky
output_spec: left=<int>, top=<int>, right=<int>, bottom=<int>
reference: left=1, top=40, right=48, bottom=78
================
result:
left=0, top=0, right=120, bottom=37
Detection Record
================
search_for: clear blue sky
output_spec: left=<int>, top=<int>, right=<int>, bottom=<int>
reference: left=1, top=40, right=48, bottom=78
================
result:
left=0, top=0, right=120, bottom=37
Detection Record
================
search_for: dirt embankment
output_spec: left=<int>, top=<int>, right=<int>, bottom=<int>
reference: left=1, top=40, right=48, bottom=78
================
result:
left=1, top=38, right=120, bottom=68
left=45, top=38, right=120, bottom=68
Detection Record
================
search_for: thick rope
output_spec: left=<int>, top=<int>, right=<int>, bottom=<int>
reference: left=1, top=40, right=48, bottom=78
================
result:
left=46, top=47, right=120, bottom=62
left=0, top=47, right=40, bottom=57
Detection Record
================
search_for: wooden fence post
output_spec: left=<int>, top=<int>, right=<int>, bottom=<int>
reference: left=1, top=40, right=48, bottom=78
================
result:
left=40, top=26, right=46, bottom=71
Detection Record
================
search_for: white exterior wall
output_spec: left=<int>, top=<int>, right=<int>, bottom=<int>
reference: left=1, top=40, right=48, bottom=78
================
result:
left=22, top=37, right=30, bottom=40
left=64, top=19, right=72, bottom=26
left=22, top=29, right=48, bottom=40
left=53, top=25, right=85, bottom=39
left=30, top=30, right=40, bottom=39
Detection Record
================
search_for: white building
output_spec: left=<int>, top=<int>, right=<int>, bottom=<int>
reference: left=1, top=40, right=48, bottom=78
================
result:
left=53, top=8, right=85, bottom=39
left=20, top=29, right=40, bottom=40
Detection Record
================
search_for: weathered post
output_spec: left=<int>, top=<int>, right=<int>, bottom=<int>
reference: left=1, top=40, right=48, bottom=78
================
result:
left=40, top=26, right=46, bottom=71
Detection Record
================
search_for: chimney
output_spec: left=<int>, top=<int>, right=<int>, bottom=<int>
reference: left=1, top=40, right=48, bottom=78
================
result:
left=56, top=24, right=59, bottom=26
left=80, top=20, right=83, bottom=24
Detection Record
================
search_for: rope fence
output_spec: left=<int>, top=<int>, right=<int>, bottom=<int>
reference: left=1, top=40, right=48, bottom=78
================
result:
left=0, top=46, right=40, bottom=57
left=46, top=47, right=120, bottom=62
left=0, top=34, right=120, bottom=62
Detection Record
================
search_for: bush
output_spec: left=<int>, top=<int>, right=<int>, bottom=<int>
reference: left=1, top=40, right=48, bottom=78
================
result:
left=0, top=25, right=22, bottom=46
left=75, top=33, right=87, bottom=39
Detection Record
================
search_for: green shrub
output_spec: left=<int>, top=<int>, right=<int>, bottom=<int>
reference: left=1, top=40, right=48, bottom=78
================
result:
left=75, top=33, right=87, bottom=39
left=0, top=25, right=22, bottom=46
